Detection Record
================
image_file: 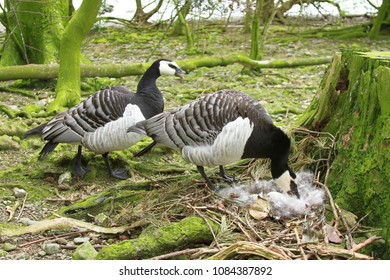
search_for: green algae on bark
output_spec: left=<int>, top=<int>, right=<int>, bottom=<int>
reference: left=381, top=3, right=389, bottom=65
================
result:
left=297, top=50, right=390, bottom=258
left=95, top=216, right=219, bottom=260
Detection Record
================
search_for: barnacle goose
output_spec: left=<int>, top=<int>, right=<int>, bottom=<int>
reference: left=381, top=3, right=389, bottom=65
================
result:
left=25, top=59, right=185, bottom=179
left=128, top=89, right=299, bottom=197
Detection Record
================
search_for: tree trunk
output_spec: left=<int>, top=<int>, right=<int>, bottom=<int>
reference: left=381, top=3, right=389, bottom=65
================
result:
left=131, top=0, right=164, bottom=24
left=243, top=0, right=253, bottom=33
left=48, top=0, right=102, bottom=113
left=172, top=0, right=196, bottom=53
left=0, top=55, right=332, bottom=81
left=0, top=0, right=69, bottom=66
left=171, top=0, right=192, bottom=35
left=369, top=0, right=390, bottom=39
left=297, top=51, right=390, bottom=258
left=249, top=0, right=263, bottom=60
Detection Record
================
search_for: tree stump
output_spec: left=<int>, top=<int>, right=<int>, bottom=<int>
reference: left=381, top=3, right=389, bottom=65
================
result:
left=298, top=50, right=390, bottom=258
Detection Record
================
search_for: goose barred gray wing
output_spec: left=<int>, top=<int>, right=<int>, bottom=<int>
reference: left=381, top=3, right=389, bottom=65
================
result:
left=129, top=89, right=298, bottom=197
left=130, top=89, right=272, bottom=150
left=39, top=86, right=135, bottom=158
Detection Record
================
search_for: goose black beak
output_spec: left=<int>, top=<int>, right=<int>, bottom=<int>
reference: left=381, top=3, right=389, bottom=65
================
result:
left=175, top=68, right=186, bottom=81
left=288, top=180, right=300, bottom=199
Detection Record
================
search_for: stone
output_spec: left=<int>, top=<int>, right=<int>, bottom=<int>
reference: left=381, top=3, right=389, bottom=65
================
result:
left=37, top=250, right=46, bottom=257
left=43, top=243, right=61, bottom=255
left=94, top=213, right=110, bottom=227
left=13, top=187, right=27, bottom=198
left=0, top=249, right=8, bottom=257
left=72, top=241, right=97, bottom=260
left=16, top=253, right=30, bottom=260
left=74, top=237, right=90, bottom=245
left=58, top=172, right=72, bottom=185
left=3, top=242, right=17, bottom=252
left=19, top=217, right=36, bottom=226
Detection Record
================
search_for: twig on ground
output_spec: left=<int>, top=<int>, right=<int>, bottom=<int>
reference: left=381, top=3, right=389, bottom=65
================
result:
left=19, top=231, right=84, bottom=247
left=351, top=236, right=382, bottom=252
left=294, top=227, right=308, bottom=260
left=148, top=247, right=219, bottom=260
left=190, top=205, right=221, bottom=250
left=16, top=193, right=28, bottom=221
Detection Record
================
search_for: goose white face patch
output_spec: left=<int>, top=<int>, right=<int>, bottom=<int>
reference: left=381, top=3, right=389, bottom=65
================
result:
left=182, top=117, right=253, bottom=167
left=82, top=104, right=145, bottom=154
left=159, top=60, right=179, bottom=76
left=274, top=170, right=292, bottom=193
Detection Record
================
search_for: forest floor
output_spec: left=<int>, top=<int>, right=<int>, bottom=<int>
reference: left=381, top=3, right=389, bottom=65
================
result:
left=0, top=17, right=389, bottom=260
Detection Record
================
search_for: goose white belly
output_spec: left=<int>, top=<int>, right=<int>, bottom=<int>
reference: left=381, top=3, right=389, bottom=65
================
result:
left=182, top=117, right=253, bottom=167
left=83, top=104, right=146, bottom=154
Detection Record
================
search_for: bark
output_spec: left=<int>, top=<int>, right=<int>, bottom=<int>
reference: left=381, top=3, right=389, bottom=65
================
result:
left=243, top=0, right=252, bottom=33
left=131, top=0, right=164, bottom=24
left=0, top=0, right=69, bottom=66
left=172, top=0, right=196, bottom=53
left=275, top=0, right=344, bottom=20
left=0, top=55, right=332, bottom=81
left=249, top=0, right=263, bottom=60
left=171, top=0, right=192, bottom=35
left=297, top=50, right=390, bottom=258
left=48, top=0, right=102, bottom=113
left=95, top=216, right=219, bottom=260
left=369, top=0, right=390, bottom=39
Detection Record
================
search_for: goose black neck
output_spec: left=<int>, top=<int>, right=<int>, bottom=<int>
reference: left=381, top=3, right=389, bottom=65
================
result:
left=137, top=65, right=161, bottom=96
left=270, top=128, right=291, bottom=179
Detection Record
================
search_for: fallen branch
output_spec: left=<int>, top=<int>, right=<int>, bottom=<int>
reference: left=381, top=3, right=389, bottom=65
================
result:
left=95, top=216, right=220, bottom=260
left=16, top=193, right=28, bottom=221
left=307, top=244, right=373, bottom=260
left=208, top=241, right=290, bottom=260
left=0, top=216, right=148, bottom=237
left=0, top=54, right=332, bottom=81
left=351, top=236, right=382, bottom=252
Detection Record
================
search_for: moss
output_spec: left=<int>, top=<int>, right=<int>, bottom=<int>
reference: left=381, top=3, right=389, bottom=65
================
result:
left=95, top=216, right=219, bottom=259
left=56, top=183, right=149, bottom=219
left=299, top=50, right=390, bottom=258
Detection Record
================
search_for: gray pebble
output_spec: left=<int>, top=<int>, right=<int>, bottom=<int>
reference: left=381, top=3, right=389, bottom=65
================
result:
left=74, top=237, right=90, bottom=244
left=43, top=243, right=61, bottom=255
left=19, top=217, right=36, bottom=226
left=13, top=187, right=27, bottom=198
left=37, top=250, right=46, bottom=257
left=17, top=253, right=30, bottom=260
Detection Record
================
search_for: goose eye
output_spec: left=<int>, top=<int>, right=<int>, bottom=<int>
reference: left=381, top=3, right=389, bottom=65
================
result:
left=168, top=63, right=177, bottom=70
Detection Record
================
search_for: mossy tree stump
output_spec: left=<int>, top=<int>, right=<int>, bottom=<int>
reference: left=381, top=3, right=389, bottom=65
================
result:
left=298, top=50, right=390, bottom=258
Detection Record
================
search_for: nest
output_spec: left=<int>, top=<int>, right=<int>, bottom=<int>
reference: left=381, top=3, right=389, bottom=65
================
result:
left=142, top=127, right=382, bottom=260
left=1, top=127, right=382, bottom=260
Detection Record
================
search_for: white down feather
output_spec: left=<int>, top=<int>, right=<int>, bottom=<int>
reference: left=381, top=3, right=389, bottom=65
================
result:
left=182, top=117, right=253, bottom=167
left=82, top=104, right=146, bottom=154
left=217, top=171, right=325, bottom=218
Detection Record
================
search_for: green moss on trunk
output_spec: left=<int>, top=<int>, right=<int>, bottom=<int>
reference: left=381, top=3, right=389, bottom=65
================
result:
left=1, top=0, right=69, bottom=66
left=95, top=216, right=219, bottom=260
left=48, top=0, right=102, bottom=112
left=298, top=51, right=390, bottom=258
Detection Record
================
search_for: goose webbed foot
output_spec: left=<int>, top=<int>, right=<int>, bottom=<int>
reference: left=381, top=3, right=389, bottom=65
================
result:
left=197, top=166, right=218, bottom=191
left=219, top=165, right=236, bottom=184
left=102, top=153, right=129, bottom=180
left=110, top=168, right=129, bottom=180
left=72, top=146, right=90, bottom=178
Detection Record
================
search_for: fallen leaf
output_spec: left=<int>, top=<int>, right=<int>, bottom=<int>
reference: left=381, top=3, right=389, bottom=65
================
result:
left=324, top=224, right=342, bottom=244
left=249, top=197, right=270, bottom=220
